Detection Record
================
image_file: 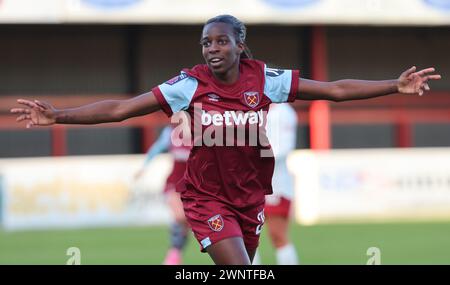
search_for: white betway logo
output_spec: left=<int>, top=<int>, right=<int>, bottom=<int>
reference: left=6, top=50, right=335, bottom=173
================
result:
left=170, top=104, right=274, bottom=157
left=201, top=110, right=265, bottom=127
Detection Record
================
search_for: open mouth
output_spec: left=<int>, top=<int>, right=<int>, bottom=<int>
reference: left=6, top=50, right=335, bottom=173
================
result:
left=209, top=58, right=224, bottom=67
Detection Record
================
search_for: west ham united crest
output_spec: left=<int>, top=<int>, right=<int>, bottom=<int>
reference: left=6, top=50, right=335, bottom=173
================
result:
left=244, top=91, right=260, bottom=108
left=207, top=214, right=224, bottom=232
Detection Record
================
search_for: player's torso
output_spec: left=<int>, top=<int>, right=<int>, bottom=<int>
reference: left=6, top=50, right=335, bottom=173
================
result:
left=180, top=62, right=275, bottom=205
left=185, top=61, right=272, bottom=146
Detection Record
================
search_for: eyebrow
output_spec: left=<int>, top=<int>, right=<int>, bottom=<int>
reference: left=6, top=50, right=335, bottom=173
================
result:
left=201, top=34, right=230, bottom=41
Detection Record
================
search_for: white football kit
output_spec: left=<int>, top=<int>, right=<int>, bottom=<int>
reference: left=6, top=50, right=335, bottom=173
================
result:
left=265, top=103, right=298, bottom=205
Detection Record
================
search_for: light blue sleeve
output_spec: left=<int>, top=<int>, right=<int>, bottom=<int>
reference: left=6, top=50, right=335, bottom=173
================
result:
left=264, top=65, right=294, bottom=103
left=142, top=126, right=172, bottom=166
left=158, top=72, right=198, bottom=113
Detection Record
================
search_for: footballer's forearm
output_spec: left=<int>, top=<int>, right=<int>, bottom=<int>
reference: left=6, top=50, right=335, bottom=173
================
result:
left=331, top=79, right=398, bottom=101
left=55, top=100, right=125, bottom=124
left=297, top=78, right=398, bottom=102
left=54, top=92, right=161, bottom=124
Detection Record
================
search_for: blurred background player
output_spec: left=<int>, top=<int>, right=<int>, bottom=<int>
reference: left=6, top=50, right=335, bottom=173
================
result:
left=134, top=113, right=191, bottom=265
left=253, top=103, right=299, bottom=265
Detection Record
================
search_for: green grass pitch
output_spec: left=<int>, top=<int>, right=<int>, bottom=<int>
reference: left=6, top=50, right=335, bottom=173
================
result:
left=1, top=221, right=450, bottom=265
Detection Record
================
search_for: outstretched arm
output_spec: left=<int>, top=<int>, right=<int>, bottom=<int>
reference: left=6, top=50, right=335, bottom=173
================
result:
left=10, top=91, right=161, bottom=128
left=297, top=66, right=441, bottom=101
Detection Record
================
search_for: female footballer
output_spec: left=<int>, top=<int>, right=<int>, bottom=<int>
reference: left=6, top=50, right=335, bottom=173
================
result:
left=11, top=15, right=441, bottom=265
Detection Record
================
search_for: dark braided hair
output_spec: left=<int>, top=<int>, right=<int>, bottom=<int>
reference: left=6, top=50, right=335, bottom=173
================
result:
left=204, top=15, right=253, bottom=59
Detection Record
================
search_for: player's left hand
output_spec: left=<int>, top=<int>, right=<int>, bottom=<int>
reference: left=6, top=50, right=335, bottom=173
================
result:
left=397, top=66, right=441, bottom=96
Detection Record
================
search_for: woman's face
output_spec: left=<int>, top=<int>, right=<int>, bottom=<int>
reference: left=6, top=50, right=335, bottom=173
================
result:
left=201, top=22, right=244, bottom=76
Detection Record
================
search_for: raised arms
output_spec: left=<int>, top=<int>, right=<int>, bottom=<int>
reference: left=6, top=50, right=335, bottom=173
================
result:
left=297, top=66, right=441, bottom=101
left=10, top=91, right=161, bottom=128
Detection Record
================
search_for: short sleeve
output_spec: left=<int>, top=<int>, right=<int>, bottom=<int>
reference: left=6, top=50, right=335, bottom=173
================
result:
left=152, top=72, right=198, bottom=117
left=264, top=65, right=299, bottom=103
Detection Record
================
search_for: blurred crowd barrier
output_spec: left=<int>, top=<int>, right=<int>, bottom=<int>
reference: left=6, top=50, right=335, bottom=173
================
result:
left=288, top=147, right=450, bottom=225
left=2, top=147, right=450, bottom=231
left=0, top=0, right=449, bottom=25
left=0, top=154, right=172, bottom=231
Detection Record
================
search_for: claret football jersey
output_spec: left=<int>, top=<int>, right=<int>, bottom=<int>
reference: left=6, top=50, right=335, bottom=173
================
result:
left=152, top=59, right=299, bottom=208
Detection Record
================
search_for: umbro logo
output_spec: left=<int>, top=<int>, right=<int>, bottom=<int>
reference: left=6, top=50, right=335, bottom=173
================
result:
left=207, top=93, right=220, bottom=102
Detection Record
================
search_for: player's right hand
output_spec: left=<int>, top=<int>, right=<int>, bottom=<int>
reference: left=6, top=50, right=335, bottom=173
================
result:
left=10, top=99, right=57, bottom=128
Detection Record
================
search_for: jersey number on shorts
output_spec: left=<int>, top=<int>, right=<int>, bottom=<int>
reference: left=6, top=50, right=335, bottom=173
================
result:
left=255, top=210, right=265, bottom=235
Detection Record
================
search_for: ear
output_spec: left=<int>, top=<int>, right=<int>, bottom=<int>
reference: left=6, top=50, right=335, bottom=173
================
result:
left=236, top=42, right=245, bottom=55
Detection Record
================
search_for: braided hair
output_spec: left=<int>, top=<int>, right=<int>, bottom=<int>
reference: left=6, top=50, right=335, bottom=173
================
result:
left=204, top=15, right=253, bottom=59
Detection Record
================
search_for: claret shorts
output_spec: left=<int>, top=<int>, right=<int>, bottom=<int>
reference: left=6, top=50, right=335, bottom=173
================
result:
left=181, top=195, right=265, bottom=253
